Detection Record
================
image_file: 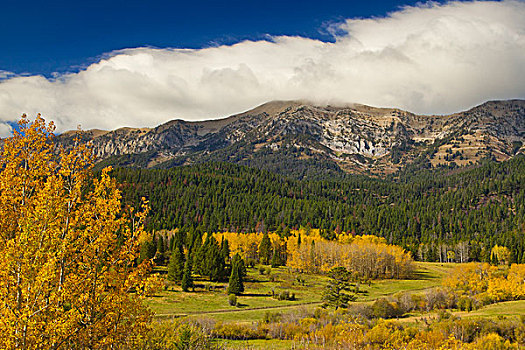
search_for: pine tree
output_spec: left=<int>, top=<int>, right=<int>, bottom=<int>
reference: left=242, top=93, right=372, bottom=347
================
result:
left=168, top=235, right=175, bottom=252
left=155, top=235, right=166, bottom=265
left=193, top=234, right=206, bottom=275
left=322, top=267, right=357, bottom=310
left=259, top=232, right=272, bottom=265
left=220, top=237, right=230, bottom=264
left=227, top=254, right=245, bottom=295
left=206, top=238, right=226, bottom=281
left=231, top=253, right=246, bottom=280
left=181, top=253, right=194, bottom=292
left=138, top=238, right=156, bottom=264
left=167, top=244, right=185, bottom=283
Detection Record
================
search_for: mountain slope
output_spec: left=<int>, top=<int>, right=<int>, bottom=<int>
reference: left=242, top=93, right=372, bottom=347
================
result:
left=59, top=99, right=525, bottom=177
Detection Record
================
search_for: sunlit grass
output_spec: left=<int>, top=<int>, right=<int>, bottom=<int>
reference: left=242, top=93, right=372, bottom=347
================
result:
left=146, top=261, right=455, bottom=323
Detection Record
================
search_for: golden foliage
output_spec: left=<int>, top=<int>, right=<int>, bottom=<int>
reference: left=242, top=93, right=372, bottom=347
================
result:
left=214, top=229, right=414, bottom=279
left=0, top=116, right=153, bottom=349
left=288, top=233, right=414, bottom=279
left=443, top=262, right=525, bottom=303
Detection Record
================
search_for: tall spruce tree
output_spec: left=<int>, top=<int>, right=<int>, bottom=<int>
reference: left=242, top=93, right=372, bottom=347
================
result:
left=220, top=237, right=231, bottom=264
left=193, top=234, right=207, bottom=275
left=155, top=235, right=166, bottom=265
left=181, top=253, right=194, bottom=292
left=322, top=267, right=357, bottom=310
left=167, top=243, right=185, bottom=283
left=271, top=248, right=279, bottom=268
left=138, top=238, right=156, bottom=264
left=231, top=253, right=246, bottom=281
left=259, top=232, right=272, bottom=265
left=228, top=254, right=245, bottom=295
left=206, top=237, right=226, bottom=281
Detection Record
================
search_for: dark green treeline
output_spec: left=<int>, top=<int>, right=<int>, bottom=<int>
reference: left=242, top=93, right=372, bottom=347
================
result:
left=112, top=156, right=525, bottom=263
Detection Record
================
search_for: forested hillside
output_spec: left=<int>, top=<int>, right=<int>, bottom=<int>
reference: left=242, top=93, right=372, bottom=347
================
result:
left=112, top=156, right=525, bottom=263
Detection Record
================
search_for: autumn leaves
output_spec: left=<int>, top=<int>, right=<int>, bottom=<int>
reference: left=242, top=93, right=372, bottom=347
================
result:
left=0, top=116, right=152, bottom=349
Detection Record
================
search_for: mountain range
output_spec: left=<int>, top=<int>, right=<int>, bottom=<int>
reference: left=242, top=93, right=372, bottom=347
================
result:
left=59, top=99, right=525, bottom=178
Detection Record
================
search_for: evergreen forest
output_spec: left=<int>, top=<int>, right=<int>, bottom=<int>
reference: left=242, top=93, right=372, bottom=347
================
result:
left=112, top=155, right=525, bottom=264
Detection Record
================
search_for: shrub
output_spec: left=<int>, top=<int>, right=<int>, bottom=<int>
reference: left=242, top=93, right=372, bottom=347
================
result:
left=267, top=322, right=306, bottom=340
left=347, top=303, right=374, bottom=319
left=425, top=288, right=450, bottom=311
left=457, top=297, right=475, bottom=311
left=263, top=311, right=281, bottom=324
left=372, top=298, right=403, bottom=319
left=213, top=322, right=266, bottom=340
left=273, top=290, right=296, bottom=301
left=228, top=294, right=237, bottom=306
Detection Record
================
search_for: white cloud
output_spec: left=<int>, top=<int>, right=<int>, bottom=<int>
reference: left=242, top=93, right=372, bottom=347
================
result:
left=0, top=70, right=15, bottom=80
left=0, top=123, right=12, bottom=138
left=1, top=0, right=525, bottom=133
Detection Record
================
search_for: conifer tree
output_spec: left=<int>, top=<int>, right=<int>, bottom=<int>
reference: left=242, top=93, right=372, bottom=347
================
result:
left=206, top=237, right=226, bottom=281
left=231, top=253, right=246, bottom=280
left=193, top=234, right=206, bottom=275
left=322, top=267, right=357, bottom=310
left=167, top=243, right=185, bottom=283
left=181, top=253, right=194, bottom=292
left=228, top=254, right=245, bottom=295
left=259, top=232, right=272, bottom=265
left=168, top=235, right=175, bottom=252
left=155, top=235, right=166, bottom=265
left=271, top=247, right=280, bottom=268
left=220, top=237, right=231, bottom=263
left=138, top=237, right=156, bottom=264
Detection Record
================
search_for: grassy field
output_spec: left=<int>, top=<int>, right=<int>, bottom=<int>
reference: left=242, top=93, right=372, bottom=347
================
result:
left=146, top=262, right=455, bottom=323
left=148, top=266, right=327, bottom=319
left=360, top=262, right=453, bottom=301
left=454, top=300, right=525, bottom=318
left=146, top=262, right=525, bottom=349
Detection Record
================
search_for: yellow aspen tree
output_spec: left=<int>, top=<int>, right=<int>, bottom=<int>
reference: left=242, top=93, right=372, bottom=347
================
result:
left=0, top=116, right=153, bottom=349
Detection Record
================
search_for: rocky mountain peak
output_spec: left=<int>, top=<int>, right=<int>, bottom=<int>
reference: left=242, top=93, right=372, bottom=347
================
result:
left=58, top=99, right=525, bottom=177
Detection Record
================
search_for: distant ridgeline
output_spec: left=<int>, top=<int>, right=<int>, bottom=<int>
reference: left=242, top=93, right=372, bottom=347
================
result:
left=112, top=156, right=525, bottom=264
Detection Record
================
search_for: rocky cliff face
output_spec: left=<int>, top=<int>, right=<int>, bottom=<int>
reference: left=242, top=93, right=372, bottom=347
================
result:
left=58, top=99, right=525, bottom=177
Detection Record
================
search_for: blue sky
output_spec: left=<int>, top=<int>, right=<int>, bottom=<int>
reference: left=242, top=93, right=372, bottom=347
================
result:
left=0, top=0, right=524, bottom=136
left=2, top=0, right=443, bottom=76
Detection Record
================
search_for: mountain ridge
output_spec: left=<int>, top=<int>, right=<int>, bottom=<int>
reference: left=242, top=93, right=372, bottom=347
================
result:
left=59, top=99, right=525, bottom=177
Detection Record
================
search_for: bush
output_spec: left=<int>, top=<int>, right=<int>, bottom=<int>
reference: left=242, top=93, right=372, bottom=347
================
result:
left=372, top=298, right=403, bottom=319
left=457, top=297, right=475, bottom=311
left=347, top=303, right=374, bottom=319
left=213, top=322, right=266, bottom=340
left=393, top=292, right=417, bottom=314
left=228, top=294, right=237, bottom=306
left=425, top=288, right=450, bottom=311
left=263, top=311, right=281, bottom=324
left=273, top=290, right=296, bottom=301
